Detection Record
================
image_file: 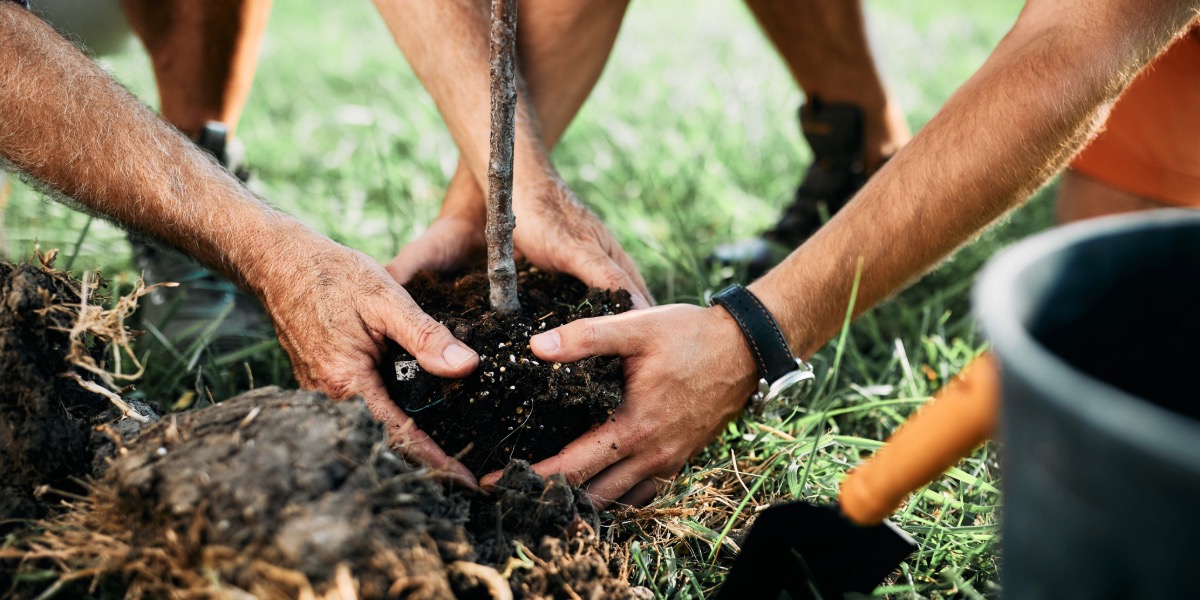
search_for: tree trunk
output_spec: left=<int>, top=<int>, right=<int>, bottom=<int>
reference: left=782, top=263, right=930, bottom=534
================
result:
left=486, top=0, right=520, bottom=315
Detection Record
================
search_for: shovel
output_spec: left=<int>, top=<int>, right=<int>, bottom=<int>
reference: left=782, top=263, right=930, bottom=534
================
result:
left=717, top=353, right=1000, bottom=599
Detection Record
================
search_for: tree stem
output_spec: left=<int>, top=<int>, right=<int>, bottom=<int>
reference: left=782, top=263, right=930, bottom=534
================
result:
left=486, top=0, right=520, bottom=315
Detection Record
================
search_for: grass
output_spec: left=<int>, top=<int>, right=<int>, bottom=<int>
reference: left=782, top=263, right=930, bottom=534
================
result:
left=4, top=0, right=1053, bottom=597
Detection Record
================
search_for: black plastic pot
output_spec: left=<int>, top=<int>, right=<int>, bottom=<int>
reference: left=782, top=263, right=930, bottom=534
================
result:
left=975, top=210, right=1200, bottom=599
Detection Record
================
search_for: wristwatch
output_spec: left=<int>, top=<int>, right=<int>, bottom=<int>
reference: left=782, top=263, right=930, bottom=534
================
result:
left=710, top=284, right=814, bottom=417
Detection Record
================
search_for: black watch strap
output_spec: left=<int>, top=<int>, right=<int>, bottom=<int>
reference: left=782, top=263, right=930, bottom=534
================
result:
left=710, top=284, right=797, bottom=382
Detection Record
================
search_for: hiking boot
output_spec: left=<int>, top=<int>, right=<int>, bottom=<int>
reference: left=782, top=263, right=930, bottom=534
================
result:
left=133, top=121, right=269, bottom=356
left=709, top=99, right=876, bottom=280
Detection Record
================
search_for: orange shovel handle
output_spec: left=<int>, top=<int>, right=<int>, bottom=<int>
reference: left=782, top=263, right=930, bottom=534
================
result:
left=839, top=352, right=1000, bottom=526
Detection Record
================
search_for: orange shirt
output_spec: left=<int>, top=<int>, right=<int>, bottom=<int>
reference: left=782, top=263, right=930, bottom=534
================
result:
left=1070, top=27, right=1200, bottom=206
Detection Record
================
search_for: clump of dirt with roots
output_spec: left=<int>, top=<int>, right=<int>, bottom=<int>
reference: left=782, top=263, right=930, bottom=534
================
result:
left=382, top=265, right=629, bottom=475
left=0, top=253, right=647, bottom=599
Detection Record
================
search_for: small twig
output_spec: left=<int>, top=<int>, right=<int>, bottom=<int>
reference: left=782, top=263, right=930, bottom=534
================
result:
left=65, top=372, right=149, bottom=423
left=730, top=449, right=751, bottom=496
left=753, top=421, right=796, bottom=441
left=485, top=0, right=520, bottom=315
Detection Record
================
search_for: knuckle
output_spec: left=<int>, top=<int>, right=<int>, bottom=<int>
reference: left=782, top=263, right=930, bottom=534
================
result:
left=407, top=314, right=446, bottom=354
left=568, top=467, right=591, bottom=488
left=574, top=322, right=600, bottom=352
left=647, top=446, right=679, bottom=471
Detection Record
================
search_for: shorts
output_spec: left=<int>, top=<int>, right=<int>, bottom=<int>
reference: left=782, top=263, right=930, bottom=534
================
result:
left=1069, top=27, right=1200, bottom=207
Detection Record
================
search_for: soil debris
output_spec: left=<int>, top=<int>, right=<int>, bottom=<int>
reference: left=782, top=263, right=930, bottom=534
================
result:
left=383, top=265, right=631, bottom=475
left=0, top=255, right=156, bottom=528
left=1, top=257, right=644, bottom=599
left=3, top=388, right=641, bottom=599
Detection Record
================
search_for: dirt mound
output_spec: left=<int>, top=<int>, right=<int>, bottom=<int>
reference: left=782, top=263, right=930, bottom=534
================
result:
left=0, top=256, right=155, bottom=527
left=383, top=266, right=630, bottom=475
left=4, top=387, right=639, bottom=599
left=1, top=258, right=643, bottom=599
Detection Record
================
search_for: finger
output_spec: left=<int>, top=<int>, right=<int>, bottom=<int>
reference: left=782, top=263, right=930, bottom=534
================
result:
left=566, top=250, right=651, bottom=310
left=614, top=479, right=660, bottom=509
left=354, top=373, right=479, bottom=490
left=529, top=309, right=660, bottom=363
left=582, top=458, right=658, bottom=509
left=608, top=245, right=655, bottom=309
left=383, top=293, right=479, bottom=377
left=386, top=218, right=480, bottom=285
left=385, top=246, right=428, bottom=285
left=481, top=422, right=624, bottom=489
left=617, top=479, right=660, bottom=507
left=590, top=460, right=676, bottom=508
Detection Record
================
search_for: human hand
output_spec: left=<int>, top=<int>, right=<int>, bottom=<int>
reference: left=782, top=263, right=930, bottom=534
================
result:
left=386, top=206, right=486, bottom=285
left=258, top=238, right=481, bottom=488
left=479, top=304, right=757, bottom=507
left=386, top=165, right=487, bottom=284
left=512, top=179, right=654, bottom=308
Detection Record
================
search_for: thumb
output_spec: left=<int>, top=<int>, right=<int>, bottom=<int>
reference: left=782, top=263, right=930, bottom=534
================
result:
left=385, top=296, right=479, bottom=377
left=530, top=311, right=652, bottom=363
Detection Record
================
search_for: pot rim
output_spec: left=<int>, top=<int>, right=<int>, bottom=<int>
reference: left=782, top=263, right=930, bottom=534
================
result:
left=974, top=209, right=1200, bottom=468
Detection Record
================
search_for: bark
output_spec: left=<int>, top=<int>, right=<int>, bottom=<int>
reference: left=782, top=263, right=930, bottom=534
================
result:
left=486, top=0, right=520, bottom=315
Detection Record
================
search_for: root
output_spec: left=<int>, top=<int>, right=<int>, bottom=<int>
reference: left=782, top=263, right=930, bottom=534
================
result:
left=450, top=562, right=514, bottom=600
left=62, top=270, right=174, bottom=390
left=64, top=372, right=149, bottom=423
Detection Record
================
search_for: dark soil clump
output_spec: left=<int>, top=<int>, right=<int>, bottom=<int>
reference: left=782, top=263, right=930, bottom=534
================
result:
left=383, top=265, right=630, bottom=474
left=4, top=388, right=639, bottom=599
left=2, top=259, right=643, bottom=599
left=0, top=258, right=155, bottom=528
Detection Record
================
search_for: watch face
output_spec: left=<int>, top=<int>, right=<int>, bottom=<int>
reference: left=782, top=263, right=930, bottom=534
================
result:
left=759, top=369, right=815, bottom=419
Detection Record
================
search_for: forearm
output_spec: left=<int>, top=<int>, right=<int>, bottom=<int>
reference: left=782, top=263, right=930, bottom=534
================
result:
left=430, top=0, right=627, bottom=218
left=373, top=0, right=552, bottom=190
left=0, top=5, right=319, bottom=295
left=752, top=0, right=1200, bottom=356
left=518, top=0, right=628, bottom=148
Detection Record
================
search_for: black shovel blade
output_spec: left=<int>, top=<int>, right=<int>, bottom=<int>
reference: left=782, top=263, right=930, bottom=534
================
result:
left=716, top=502, right=917, bottom=600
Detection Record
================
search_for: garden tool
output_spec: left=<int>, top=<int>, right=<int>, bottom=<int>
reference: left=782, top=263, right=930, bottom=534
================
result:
left=717, top=353, right=1000, bottom=599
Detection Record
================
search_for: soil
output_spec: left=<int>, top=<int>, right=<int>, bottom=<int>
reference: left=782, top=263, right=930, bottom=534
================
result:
left=0, top=258, right=645, bottom=599
left=382, top=265, right=631, bottom=474
left=0, top=259, right=156, bottom=528
left=4, top=388, right=639, bottom=599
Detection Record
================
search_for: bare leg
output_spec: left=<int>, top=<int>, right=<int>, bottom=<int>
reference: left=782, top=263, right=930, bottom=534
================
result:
left=119, top=0, right=274, bottom=349
left=120, top=0, right=272, bottom=137
left=1056, top=169, right=1174, bottom=224
left=742, top=0, right=909, bottom=169
left=449, top=0, right=632, bottom=199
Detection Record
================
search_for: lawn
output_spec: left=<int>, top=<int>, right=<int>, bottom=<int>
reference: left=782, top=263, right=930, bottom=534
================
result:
left=4, top=0, right=1051, bottom=597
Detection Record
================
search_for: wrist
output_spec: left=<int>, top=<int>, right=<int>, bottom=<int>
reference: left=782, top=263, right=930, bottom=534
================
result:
left=229, top=211, right=336, bottom=307
left=710, top=284, right=816, bottom=416
left=705, top=304, right=761, bottom=410
left=748, top=278, right=819, bottom=359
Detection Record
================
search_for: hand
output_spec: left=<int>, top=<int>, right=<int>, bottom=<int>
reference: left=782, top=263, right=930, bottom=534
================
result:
left=480, top=304, right=757, bottom=507
left=513, top=180, right=654, bottom=308
left=386, top=164, right=487, bottom=284
left=386, top=207, right=485, bottom=285
left=259, top=238, right=481, bottom=488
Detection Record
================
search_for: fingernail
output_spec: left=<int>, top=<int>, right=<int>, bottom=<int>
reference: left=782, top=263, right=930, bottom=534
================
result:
left=531, top=330, right=560, bottom=353
left=442, top=344, right=476, bottom=368
left=630, top=293, right=650, bottom=310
